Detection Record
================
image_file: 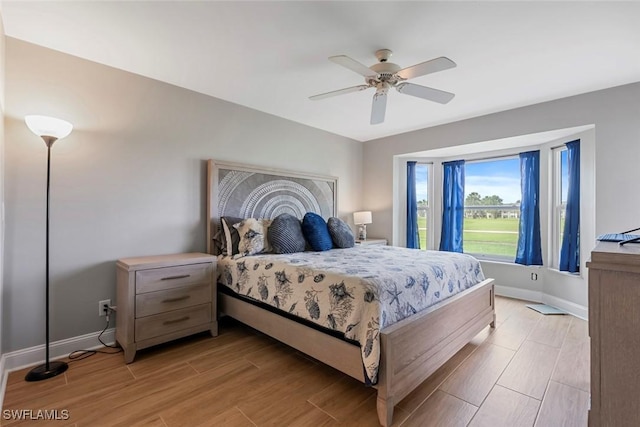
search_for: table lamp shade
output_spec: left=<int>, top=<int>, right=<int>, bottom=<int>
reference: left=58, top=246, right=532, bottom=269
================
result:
left=353, top=211, right=372, bottom=225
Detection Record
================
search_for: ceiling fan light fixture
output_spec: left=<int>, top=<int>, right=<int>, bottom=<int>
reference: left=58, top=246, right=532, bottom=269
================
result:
left=376, top=81, right=390, bottom=95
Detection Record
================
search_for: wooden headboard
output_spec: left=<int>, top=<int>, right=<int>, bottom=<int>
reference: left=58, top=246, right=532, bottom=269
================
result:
left=206, top=160, right=338, bottom=253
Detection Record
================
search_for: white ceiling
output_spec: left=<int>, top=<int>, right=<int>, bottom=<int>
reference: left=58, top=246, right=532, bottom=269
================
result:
left=2, top=1, right=639, bottom=142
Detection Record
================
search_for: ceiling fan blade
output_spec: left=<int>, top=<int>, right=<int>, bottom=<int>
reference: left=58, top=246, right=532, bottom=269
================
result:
left=309, top=84, right=371, bottom=101
left=396, top=56, right=456, bottom=80
left=396, top=82, right=455, bottom=104
left=371, top=92, right=387, bottom=125
left=329, top=55, right=378, bottom=78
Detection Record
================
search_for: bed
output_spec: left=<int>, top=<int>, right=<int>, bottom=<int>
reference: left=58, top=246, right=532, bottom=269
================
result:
left=206, top=159, right=495, bottom=426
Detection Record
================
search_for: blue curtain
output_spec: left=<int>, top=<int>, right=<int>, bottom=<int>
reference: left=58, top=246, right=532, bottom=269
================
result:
left=406, top=161, right=420, bottom=249
left=515, top=151, right=543, bottom=265
left=439, top=160, right=465, bottom=252
left=560, top=140, right=580, bottom=272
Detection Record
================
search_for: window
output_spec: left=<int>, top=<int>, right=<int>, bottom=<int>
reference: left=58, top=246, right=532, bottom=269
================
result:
left=415, top=163, right=430, bottom=249
left=552, top=147, right=569, bottom=268
left=463, top=157, right=521, bottom=260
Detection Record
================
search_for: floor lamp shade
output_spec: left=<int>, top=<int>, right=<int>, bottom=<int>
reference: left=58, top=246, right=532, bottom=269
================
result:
left=24, top=115, right=72, bottom=382
left=25, top=115, right=73, bottom=145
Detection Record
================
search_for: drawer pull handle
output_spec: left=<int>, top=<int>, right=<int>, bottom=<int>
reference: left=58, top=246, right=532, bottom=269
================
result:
left=162, top=295, right=190, bottom=303
left=163, top=316, right=190, bottom=325
left=161, top=274, right=191, bottom=281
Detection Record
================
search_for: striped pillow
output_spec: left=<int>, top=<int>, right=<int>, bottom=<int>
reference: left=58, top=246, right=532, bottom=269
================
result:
left=268, top=213, right=307, bottom=254
left=221, top=216, right=243, bottom=256
left=327, top=217, right=355, bottom=248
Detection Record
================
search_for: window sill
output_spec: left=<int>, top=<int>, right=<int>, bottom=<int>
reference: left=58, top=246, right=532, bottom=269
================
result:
left=466, top=253, right=518, bottom=265
left=548, top=268, right=583, bottom=279
left=472, top=256, right=546, bottom=268
left=476, top=258, right=516, bottom=266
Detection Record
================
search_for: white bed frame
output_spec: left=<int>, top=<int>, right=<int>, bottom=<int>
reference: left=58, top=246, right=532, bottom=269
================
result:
left=206, top=160, right=496, bottom=426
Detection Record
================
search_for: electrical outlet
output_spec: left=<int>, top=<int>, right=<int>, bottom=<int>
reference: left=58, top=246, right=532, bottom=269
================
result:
left=99, top=299, right=111, bottom=316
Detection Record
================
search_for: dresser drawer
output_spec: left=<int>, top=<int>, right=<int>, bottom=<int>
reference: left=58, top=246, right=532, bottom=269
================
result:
left=135, top=283, right=211, bottom=318
left=136, top=263, right=212, bottom=294
left=135, top=303, right=211, bottom=342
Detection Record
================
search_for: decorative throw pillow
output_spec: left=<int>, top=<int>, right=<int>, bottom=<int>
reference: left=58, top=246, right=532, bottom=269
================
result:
left=268, top=213, right=307, bottom=254
left=233, top=218, right=273, bottom=257
left=221, top=216, right=244, bottom=256
left=327, top=217, right=355, bottom=248
left=211, top=226, right=226, bottom=256
left=301, top=212, right=333, bottom=251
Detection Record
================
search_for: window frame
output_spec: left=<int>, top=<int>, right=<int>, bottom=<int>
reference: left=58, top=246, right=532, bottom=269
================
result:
left=414, top=162, right=434, bottom=250
left=551, top=146, right=568, bottom=269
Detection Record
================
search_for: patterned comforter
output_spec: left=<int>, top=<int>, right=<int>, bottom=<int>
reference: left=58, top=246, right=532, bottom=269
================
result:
left=218, top=245, right=485, bottom=384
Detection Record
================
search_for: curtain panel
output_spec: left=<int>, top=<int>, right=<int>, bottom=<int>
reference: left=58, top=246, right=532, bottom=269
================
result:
left=439, top=160, right=465, bottom=253
left=406, top=161, right=420, bottom=249
left=560, top=140, right=580, bottom=273
left=515, top=150, right=543, bottom=265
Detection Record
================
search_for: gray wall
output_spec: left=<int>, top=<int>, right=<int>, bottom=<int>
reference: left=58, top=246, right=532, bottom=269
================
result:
left=363, top=82, right=640, bottom=307
left=0, top=15, right=6, bottom=357
left=3, top=38, right=362, bottom=352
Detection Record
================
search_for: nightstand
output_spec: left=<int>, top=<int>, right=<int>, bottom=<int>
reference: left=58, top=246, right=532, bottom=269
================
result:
left=355, top=238, right=387, bottom=246
left=115, top=252, right=217, bottom=363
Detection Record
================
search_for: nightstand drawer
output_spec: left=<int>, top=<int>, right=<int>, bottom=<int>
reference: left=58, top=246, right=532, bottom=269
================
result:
left=136, top=263, right=212, bottom=294
left=135, top=303, right=211, bottom=342
left=135, top=283, right=211, bottom=318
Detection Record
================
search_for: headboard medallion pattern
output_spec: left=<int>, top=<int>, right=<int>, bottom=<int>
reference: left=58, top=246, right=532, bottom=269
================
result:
left=207, top=160, right=338, bottom=253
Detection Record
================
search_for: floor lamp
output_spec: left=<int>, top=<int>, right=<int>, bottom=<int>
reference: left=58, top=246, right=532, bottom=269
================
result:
left=24, top=115, right=73, bottom=382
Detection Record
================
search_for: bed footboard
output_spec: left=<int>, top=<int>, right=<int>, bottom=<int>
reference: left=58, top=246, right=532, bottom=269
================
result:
left=375, top=278, right=495, bottom=426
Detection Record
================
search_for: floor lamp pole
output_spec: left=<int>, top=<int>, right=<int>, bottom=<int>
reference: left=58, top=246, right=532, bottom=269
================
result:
left=25, top=136, right=69, bottom=381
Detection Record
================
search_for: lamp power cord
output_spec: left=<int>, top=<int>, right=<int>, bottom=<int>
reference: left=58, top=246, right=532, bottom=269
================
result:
left=68, top=306, right=122, bottom=362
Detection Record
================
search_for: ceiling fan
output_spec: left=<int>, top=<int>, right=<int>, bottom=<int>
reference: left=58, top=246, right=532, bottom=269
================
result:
left=309, top=49, right=456, bottom=125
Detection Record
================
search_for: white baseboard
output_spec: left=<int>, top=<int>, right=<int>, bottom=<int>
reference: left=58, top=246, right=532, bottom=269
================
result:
left=542, top=294, right=588, bottom=320
left=0, top=354, right=7, bottom=411
left=0, top=328, right=115, bottom=409
left=495, top=285, right=588, bottom=320
left=495, top=285, right=542, bottom=303
left=2, top=328, right=115, bottom=373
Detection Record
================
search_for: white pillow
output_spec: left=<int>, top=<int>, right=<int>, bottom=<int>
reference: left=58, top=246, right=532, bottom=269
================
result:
left=233, top=218, right=273, bottom=257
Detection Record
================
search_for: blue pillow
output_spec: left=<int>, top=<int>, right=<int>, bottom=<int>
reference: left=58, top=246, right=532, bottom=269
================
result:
left=268, top=213, right=306, bottom=254
left=327, top=217, right=355, bottom=248
left=302, top=212, right=333, bottom=251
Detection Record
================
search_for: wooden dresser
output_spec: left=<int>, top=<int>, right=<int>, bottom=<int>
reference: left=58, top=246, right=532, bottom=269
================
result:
left=587, top=242, right=640, bottom=426
left=116, top=252, right=217, bottom=363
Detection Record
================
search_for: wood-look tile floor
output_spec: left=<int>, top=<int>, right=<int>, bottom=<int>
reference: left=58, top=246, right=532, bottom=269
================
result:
left=2, top=297, right=590, bottom=426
